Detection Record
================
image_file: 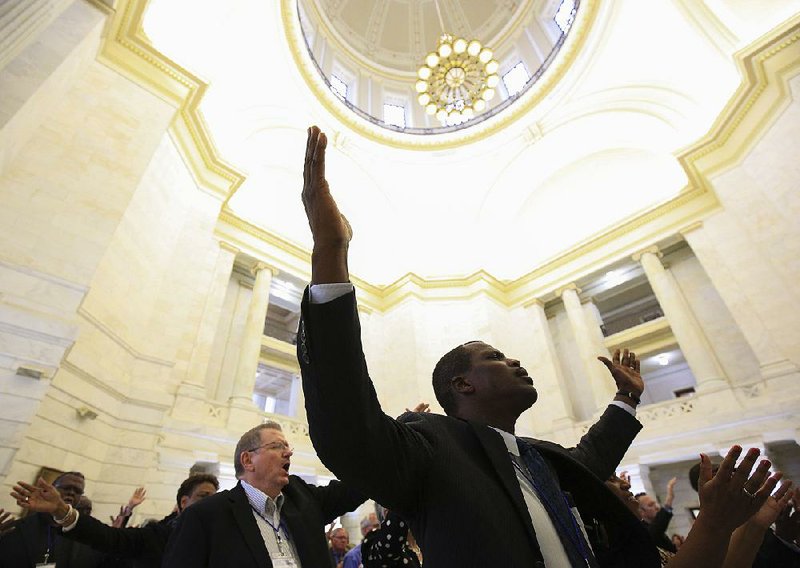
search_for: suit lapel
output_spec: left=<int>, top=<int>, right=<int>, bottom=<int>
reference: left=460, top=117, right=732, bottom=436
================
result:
left=469, top=422, right=540, bottom=550
left=229, top=484, right=271, bottom=568
left=280, top=492, right=311, bottom=566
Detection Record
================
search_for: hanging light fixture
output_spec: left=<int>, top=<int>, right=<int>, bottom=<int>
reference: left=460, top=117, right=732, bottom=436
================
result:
left=416, top=1, right=499, bottom=126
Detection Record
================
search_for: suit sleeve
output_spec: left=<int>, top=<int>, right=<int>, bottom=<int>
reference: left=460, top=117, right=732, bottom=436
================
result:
left=305, top=479, right=367, bottom=524
left=162, top=506, right=209, bottom=568
left=63, top=514, right=157, bottom=558
left=567, top=404, right=643, bottom=481
left=298, top=289, right=434, bottom=512
left=648, top=507, right=672, bottom=539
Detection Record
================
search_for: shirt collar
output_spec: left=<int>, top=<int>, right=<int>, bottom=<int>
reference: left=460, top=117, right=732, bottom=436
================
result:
left=489, top=426, right=520, bottom=456
left=240, top=479, right=284, bottom=517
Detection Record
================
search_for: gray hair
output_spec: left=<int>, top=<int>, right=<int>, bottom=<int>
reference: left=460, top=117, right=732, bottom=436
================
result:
left=233, top=421, right=283, bottom=477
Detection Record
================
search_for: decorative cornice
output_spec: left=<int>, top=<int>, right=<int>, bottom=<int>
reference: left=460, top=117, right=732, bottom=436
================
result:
left=678, top=221, right=704, bottom=236
left=96, top=2, right=800, bottom=312
left=97, top=0, right=246, bottom=201
left=218, top=241, right=240, bottom=255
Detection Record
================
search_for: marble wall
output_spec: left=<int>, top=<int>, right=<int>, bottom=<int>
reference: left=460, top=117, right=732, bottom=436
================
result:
left=0, top=0, right=798, bottom=530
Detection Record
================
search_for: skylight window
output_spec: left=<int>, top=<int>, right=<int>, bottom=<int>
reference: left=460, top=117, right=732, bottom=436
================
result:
left=555, top=0, right=576, bottom=32
left=330, top=75, right=348, bottom=99
left=502, top=62, right=530, bottom=97
left=383, top=103, right=406, bottom=128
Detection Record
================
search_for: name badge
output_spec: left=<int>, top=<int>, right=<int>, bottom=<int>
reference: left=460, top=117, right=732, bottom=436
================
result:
left=35, top=564, right=56, bottom=568
left=271, top=559, right=298, bottom=568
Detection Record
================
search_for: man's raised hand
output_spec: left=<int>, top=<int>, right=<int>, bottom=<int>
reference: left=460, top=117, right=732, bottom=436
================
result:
left=10, top=478, right=64, bottom=515
left=302, top=126, right=352, bottom=284
left=598, top=348, right=644, bottom=402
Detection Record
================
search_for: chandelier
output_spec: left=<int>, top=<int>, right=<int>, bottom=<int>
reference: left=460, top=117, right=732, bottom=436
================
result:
left=415, top=2, right=499, bottom=126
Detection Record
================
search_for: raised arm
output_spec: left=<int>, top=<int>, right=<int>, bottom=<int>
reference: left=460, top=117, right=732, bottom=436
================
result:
left=302, top=125, right=352, bottom=285
left=566, top=349, right=645, bottom=479
left=299, top=126, right=433, bottom=512
left=667, top=447, right=782, bottom=568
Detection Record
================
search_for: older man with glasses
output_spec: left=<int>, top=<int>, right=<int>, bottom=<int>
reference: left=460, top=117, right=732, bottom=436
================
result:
left=163, top=420, right=365, bottom=567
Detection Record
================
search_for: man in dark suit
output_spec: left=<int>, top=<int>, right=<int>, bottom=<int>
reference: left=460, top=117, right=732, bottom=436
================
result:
left=0, top=471, right=110, bottom=568
left=162, top=420, right=365, bottom=567
left=297, top=125, right=661, bottom=567
left=11, top=472, right=219, bottom=568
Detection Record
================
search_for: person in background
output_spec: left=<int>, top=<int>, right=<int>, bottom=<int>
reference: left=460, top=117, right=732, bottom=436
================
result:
left=3, top=471, right=109, bottom=567
left=162, top=421, right=365, bottom=567
left=362, top=509, right=421, bottom=568
left=671, top=534, right=685, bottom=550
left=329, top=526, right=352, bottom=567
left=11, top=473, right=218, bottom=568
left=110, top=486, right=147, bottom=528
left=343, top=513, right=380, bottom=568
left=637, top=476, right=679, bottom=552
left=606, top=446, right=790, bottom=568
left=689, top=458, right=800, bottom=567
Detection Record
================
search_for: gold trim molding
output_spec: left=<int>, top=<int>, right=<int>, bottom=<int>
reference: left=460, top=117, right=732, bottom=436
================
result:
left=97, top=0, right=245, bottom=201
left=96, top=2, right=800, bottom=312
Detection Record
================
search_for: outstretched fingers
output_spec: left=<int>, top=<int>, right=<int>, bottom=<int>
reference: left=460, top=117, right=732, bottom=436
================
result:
left=698, top=453, right=714, bottom=490
left=716, top=445, right=743, bottom=482
left=731, top=447, right=762, bottom=490
left=753, top=471, right=782, bottom=502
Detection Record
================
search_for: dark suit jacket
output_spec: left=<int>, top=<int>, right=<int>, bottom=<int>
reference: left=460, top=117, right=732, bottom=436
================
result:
left=0, top=512, right=111, bottom=568
left=298, top=289, right=661, bottom=568
left=646, top=507, right=677, bottom=553
left=62, top=512, right=173, bottom=568
left=753, top=529, right=800, bottom=568
left=162, top=478, right=364, bottom=568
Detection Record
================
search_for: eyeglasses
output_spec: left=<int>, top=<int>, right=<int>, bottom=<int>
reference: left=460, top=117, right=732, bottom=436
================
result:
left=247, top=441, right=293, bottom=454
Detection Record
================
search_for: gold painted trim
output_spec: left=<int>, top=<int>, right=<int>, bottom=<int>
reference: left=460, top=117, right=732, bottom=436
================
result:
left=281, top=0, right=601, bottom=151
left=98, top=0, right=245, bottom=201
left=98, top=2, right=799, bottom=311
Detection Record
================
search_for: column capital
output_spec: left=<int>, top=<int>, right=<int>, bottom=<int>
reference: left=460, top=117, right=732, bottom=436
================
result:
left=219, top=241, right=240, bottom=254
left=555, top=283, right=581, bottom=298
left=251, top=262, right=278, bottom=277
left=678, top=221, right=703, bottom=237
left=631, top=245, right=662, bottom=263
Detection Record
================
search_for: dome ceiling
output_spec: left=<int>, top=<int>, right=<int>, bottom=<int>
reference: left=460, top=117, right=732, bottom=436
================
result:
left=142, top=0, right=799, bottom=285
left=309, top=0, right=535, bottom=73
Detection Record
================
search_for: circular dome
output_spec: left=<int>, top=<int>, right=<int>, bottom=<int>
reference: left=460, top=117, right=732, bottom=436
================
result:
left=291, top=0, right=586, bottom=141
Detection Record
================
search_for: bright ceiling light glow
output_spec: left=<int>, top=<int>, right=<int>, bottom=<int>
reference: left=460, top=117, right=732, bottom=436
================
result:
left=655, top=354, right=670, bottom=366
left=603, top=269, right=626, bottom=287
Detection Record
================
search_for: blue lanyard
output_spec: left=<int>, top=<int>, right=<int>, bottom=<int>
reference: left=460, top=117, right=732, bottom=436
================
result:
left=250, top=505, right=289, bottom=555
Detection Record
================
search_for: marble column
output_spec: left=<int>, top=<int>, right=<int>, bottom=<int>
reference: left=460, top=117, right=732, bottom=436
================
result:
left=180, top=242, right=238, bottom=394
left=525, top=299, right=574, bottom=421
left=681, top=223, right=800, bottom=387
left=559, top=284, right=617, bottom=411
left=229, top=263, right=275, bottom=406
left=633, top=246, right=727, bottom=391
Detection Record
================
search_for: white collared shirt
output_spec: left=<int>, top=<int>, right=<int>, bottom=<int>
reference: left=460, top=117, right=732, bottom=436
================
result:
left=240, top=480, right=301, bottom=567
